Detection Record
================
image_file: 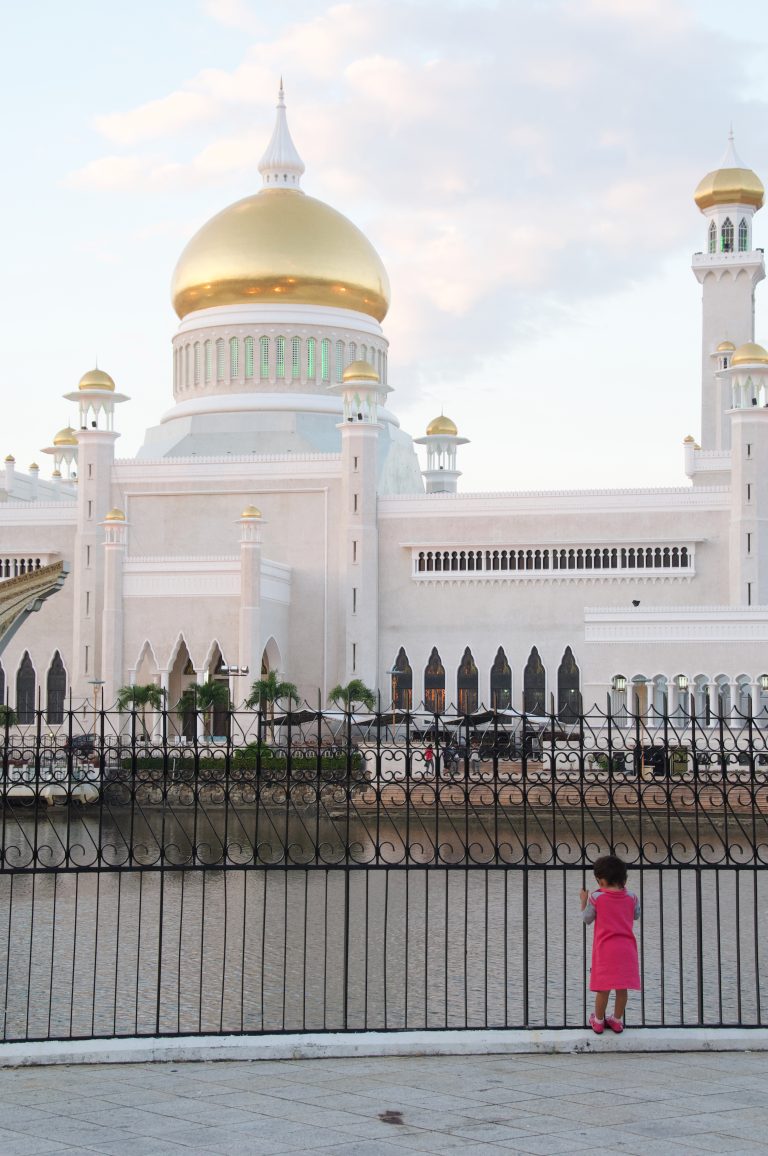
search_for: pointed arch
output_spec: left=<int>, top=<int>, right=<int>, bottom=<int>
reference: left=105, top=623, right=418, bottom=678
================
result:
left=133, top=639, right=160, bottom=676
left=490, top=646, right=512, bottom=709
left=738, top=217, right=749, bottom=252
left=46, top=651, right=66, bottom=724
left=456, top=646, right=478, bottom=715
left=165, top=633, right=196, bottom=675
left=523, top=647, right=545, bottom=715
left=557, top=647, right=580, bottom=722
left=424, top=647, right=445, bottom=714
left=203, top=639, right=228, bottom=678
left=261, top=636, right=282, bottom=679
left=16, top=652, right=36, bottom=724
left=391, top=647, right=412, bottom=709
left=721, top=217, right=734, bottom=252
left=708, top=219, right=716, bottom=254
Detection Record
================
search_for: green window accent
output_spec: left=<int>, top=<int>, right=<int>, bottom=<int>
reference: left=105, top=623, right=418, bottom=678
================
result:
left=307, top=337, right=316, bottom=378
left=721, top=217, right=734, bottom=252
left=276, top=336, right=285, bottom=378
left=321, top=338, right=330, bottom=381
left=260, top=336, right=269, bottom=377
left=291, top=336, right=301, bottom=379
left=244, top=336, right=254, bottom=379
left=229, top=336, right=239, bottom=377
left=216, top=339, right=225, bottom=380
left=708, top=220, right=716, bottom=254
left=739, top=218, right=749, bottom=251
left=335, top=340, right=344, bottom=382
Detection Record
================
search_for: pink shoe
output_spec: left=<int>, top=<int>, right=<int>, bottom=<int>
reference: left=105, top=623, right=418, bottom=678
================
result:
left=605, top=1016, right=624, bottom=1033
left=588, top=1013, right=604, bottom=1034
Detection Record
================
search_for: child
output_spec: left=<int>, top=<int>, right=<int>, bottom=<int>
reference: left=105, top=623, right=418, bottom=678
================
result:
left=579, top=854, right=640, bottom=1034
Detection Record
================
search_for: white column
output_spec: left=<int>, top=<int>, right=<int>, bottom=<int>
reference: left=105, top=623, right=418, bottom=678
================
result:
left=100, top=512, right=127, bottom=707
left=238, top=509, right=264, bottom=689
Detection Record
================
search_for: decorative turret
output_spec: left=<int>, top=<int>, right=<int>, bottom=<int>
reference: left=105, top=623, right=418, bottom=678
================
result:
left=64, top=367, right=128, bottom=432
left=329, top=360, right=391, bottom=424
left=42, top=426, right=79, bottom=478
left=414, top=413, right=469, bottom=494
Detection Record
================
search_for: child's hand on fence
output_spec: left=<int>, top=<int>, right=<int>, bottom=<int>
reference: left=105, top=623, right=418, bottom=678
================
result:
left=579, top=888, right=589, bottom=908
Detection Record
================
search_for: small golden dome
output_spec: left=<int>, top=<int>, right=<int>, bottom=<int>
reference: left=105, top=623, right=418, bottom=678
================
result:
left=683, top=435, right=695, bottom=443
left=241, top=505, right=262, bottom=519
left=731, top=342, right=768, bottom=365
left=53, top=426, right=78, bottom=447
left=426, top=414, right=458, bottom=437
left=79, top=368, right=115, bottom=392
left=104, top=508, right=126, bottom=521
left=342, top=360, right=379, bottom=383
left=716, top=340, right=736, bottom=352
left=4, top=454, right=14, bottom=463
left=171, top=190, right=390, bottom=322
left=52, top=469, right=62, bottom=478
left=29, top=462, right=39, bottom=470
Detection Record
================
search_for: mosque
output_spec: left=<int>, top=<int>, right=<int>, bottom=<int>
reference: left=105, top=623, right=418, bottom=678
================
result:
left=2, top=87, right=768, bottom=728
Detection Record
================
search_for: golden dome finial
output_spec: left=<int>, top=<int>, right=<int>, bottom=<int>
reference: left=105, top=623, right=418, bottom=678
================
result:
left=241, top=505, right=262, bottom=519
left=694, top=132, right=764, bottom=211
left=52, top=426, right=78, bottom=447
left=104, top=508, right=126, bottom=522
left=342, top=360, right=379, bottom=383
left=79, top=367, right=115, bottom=392
left=426, top=414, right=458, bottom=437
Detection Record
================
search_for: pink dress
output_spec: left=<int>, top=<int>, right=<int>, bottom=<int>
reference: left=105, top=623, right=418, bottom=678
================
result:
left=583, top=887, right=641, bottom=991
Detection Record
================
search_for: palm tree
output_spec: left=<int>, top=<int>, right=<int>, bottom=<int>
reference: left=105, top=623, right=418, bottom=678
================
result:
left=328, top=679, right=376, bottom=712
left=176, top=682, right=230, bottom=738
left=116, top=684, right=166, bottom=740
left=0, top=705, right=17, bottom=729
left=245, top=671, right=299, bottom=740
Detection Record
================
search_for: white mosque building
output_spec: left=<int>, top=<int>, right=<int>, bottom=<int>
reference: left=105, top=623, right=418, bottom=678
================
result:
left=2, top=89, right=768, bottom=728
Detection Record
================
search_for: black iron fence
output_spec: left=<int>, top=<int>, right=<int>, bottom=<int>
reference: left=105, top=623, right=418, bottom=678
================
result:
left=0, top=700, right=766, bottom=1040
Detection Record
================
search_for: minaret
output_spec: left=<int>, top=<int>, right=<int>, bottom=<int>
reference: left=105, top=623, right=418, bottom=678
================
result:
left=101, top=508, right=127, bottom=706
left=721, top=343, right=768, bottom=604
left=692, top=132, right=765, bottom=451
left=329, top=360, right=389, bottom=688
left=63, top=368, right=129, bottom=702
left=414, top=415, right=469, bottom=494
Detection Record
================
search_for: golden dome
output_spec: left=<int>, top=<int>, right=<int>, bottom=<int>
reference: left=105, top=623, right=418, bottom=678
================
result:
left=52, top=427, right=78, bottom=447
left=241, top=505, right=262, bottom=519
left=171, top=189, right=390, bottom=322
left=29, top=462, right=39, bottom=470
left=426, top=415, right=458, bottom=437
left=342, top=360, right=379, bottom=383
left=716, top=340, right=736, bottom=352
left=731, top=342, right=768, bottom=365
left=683, top=435, right=695, bottom=443
left=694, top=134, right=763, bottom=211
left=4, top=454, right=14, bottom=463
left=79, top=368, right=115, bottom=392
left=104, top=508, right=125, bottom=521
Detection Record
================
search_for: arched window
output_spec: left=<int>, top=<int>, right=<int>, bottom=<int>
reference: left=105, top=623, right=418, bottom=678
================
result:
left=335, top=340, right=344, bottom=383
left=721, top=217, right=734, bottom=253
left=348, top=341, right=357, bottom=364
left=738, top=217, right=749, bottom=252
left=391, top=647, right=412, bottom=710
left=457, top=647, right=478, bottom=715
left=424, top=647, right=445, bottom=714
left=216, top=339, right=225, bottom=381
left=291, top=336, right=301, bottom=379
left=193, top=342, right=201, bottom=385
left=229, top=336, right=239, bottom=378
left=204, top=340, right=213, bottom=382
left=490, top=647, right=511, bottom=709
left=523, top=647, right=545, bottom=715
left=260, top=336, right=270, bottom=378
left=307, top=337, right=316, bottom=379
left=46, top=652, right=66, bottom=724
left=184, top=344, right=191, bottom=386
left=557, top=646, right=580, bottom=722
left=275, top=335, right=286, bottom=378
left=244, top=337, right=254, bottom=379
left=321, top=338, right=330, bottom=382
left=16, top=652, right=35, bottom=724
left=708, top=220, right=716, bottom=254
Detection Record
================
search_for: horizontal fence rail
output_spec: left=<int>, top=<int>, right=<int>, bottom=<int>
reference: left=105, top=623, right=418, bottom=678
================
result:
left=0, top=700, right=765, bottom=1040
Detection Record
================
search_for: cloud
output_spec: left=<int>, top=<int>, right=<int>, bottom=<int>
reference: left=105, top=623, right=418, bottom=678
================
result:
left=62, top=0, right=768, bottom=399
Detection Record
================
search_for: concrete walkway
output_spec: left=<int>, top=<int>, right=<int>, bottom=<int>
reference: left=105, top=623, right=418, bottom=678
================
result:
left=0, top=1050, right=766, bottom=1155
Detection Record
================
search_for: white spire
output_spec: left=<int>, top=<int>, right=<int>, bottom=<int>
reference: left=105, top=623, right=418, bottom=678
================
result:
left=258, top=80, right=305, bottom=190
left=718, top=126, right=748, bottom=170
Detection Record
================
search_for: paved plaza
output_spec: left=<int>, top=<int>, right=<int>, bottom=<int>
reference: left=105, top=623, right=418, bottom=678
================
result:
left=0, top=1049, right=765, bottom=1154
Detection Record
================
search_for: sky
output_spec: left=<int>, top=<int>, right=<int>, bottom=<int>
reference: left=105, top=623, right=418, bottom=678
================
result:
left=3, top=0, right=768, bottom=492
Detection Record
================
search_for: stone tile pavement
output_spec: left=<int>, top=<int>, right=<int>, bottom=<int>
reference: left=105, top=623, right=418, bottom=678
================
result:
left=0, top=1050, right=766, bottom=1155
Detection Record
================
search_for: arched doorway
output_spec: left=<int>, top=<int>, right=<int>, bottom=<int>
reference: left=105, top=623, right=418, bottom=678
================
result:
left=557, top=647, right=580, bottom=722
left=424, top=647, right=445, bottom=714
left=16, top=653, right=36, bottom=724
left=391, top=647, right=412, bottom=709
left=456, top=647, right=478, bottom=715
left=207, top=645, right=230, bottom=738
left=168, top=639, right=196, bottom=741
left=46, top=652, right=66, bottom=724
left=490, top=647, right=511, bottom=709
left=523, top=647, right=545, bottom=715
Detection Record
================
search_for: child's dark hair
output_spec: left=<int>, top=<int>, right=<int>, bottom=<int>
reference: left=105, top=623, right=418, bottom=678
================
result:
left=593, top=855, right=628, bottom=887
